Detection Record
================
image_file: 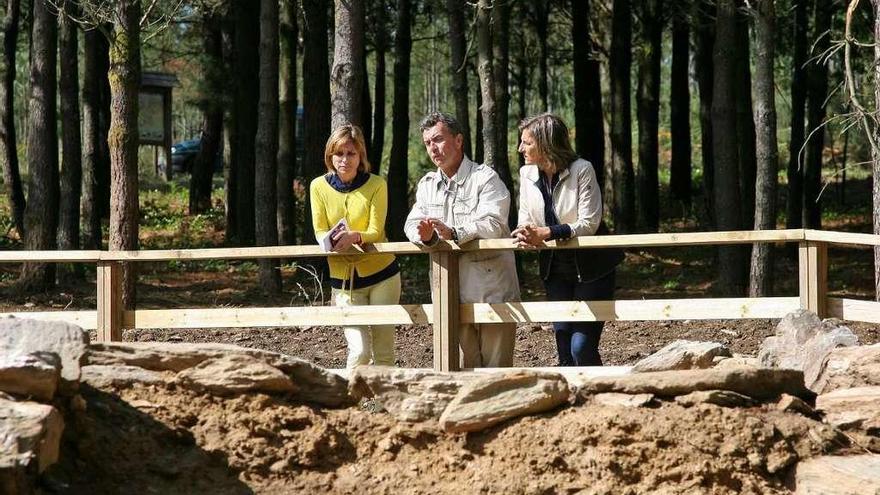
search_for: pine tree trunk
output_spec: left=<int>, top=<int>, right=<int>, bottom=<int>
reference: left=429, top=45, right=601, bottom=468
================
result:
left=476, top=0, right=497, bottom=171
left=20, top=0, right=58, bottom=291
left=447, top=0, right=471, bottom=158
left=670, top=14, right=691, bottom=208
left=803, top=0, right=831, bottom=229
left=474, top=68, right=484, bottom=163
left=873, top=0, right=880, bottom=301
left=386, top=0, right=411, bottom=241
left=256, top=0, right=281, bottom=294
left=81, top=30, right=108, bottom=250
left=189, top=13, right=223, bottom=215
left=786, top=0, right=808, bottom=231
left=369, top=17, right=386, bottom=171
left=635, top=0, right=662, bottom=233
left=749, top=0, right=779, bottom=297
left=609, top=0, right=635, bottom=233
left=108, top=0, right=142, bottom=309
left=492, top=0, right=514, bottom=226
left=331, top=0, right=365, bottom=129
left=712, top=0, right=746, bottom=295
left=222, top=21, right=238, bottom=243
left=278, top=0, right=297, bottom=245
left=735, top=9, right=757, bottom=231
left=58, top=0, right=83, bottom=281
left=0, top=0, right=25, bottom=237
left=233, top=1, right=260, bottom=246
left=302, top=0, right=331, bottom=245
left=694, top=0, right=715, bottom=229
left=534, top=1, right=550, bottom=111
left=572, top=0, right=604, bottom=189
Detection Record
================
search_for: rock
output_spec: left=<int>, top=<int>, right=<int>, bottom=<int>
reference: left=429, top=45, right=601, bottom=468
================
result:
left=81, top=365, right=168, bottom=389
left=439, top=371, right=570, bottom=433
left=175, top=354, right=297, bottom=396
left=592, top=393, right=654, bottom=408
left=577, top=367, right=813, bottom=401
left=713, top=355, right=760, bottom=369
left=633, top=340, right=731, bottom=372
left=776, top=394, right=815, bottom=416
left=757, top=311, right=858, bottom=387
left=794, top=454, right=880, bottom=494
left=349, top=367, right=486, bottom=422
left=815, top=386, right=880, bottom=431
left=87, top=342, right=353, bottom=407
left=810, top=344, right=880, bottom=394
left=0, top=318, right=89, bottom=392
left=0, top=398, right=64, bottom=492
left=0, top=353, right=60, bottom=401
left=674, top=390, right=756, bottom=408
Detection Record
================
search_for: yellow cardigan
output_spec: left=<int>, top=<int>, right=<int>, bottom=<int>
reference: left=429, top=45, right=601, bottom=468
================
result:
left=309, top=173, right=396, bottom=282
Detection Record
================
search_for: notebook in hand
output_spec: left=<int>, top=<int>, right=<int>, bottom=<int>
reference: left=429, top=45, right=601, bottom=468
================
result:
left=320, top=218, right=349, bottom=252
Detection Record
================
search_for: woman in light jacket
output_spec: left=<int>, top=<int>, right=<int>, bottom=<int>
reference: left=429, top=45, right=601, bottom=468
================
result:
left=512, top=113, right=624, bottom=366
left=310, top=124, right=401, bottom=368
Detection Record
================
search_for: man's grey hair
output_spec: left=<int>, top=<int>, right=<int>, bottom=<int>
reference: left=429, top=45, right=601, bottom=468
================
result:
left=419, top=112, right=463, bottom=136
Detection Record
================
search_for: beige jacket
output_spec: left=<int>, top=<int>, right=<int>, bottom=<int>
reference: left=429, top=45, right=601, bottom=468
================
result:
left=405, top=157, right=520, bottom=304
left=517, top=158, right=602, bottom=237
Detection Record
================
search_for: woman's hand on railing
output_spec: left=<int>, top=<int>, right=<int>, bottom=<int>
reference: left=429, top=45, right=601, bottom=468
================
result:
left=512, top=224, right=550, bottom=248
left=331, top=230, right=363, bottom=252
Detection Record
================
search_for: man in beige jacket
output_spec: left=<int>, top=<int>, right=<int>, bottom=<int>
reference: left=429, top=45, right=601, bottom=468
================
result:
left=404, top=112, right=520, bottom=368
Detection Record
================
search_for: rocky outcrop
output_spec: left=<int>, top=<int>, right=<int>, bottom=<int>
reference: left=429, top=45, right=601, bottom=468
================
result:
left=577, top=367, right=813, bottom=401
left=438, top=371, right=569, bottom=433
left=0, top=398, right=64, bottom=493
left=815, top=386, right=880, bottom=432
left=0, top=318, right=89, bottom=392
left=349, top=367, right=486, bottom=422
left=633, top=340, right=731, bottom=372
left=87, top=342, right=352, bottom=407
left=809, top=344, right=880, bottom=394
left=674, top=390, right=756, bottom=408
left=757, top=310, right=858, bottom=389
left=0, top=353, right=60, bottom=401
left=81, top=365, right=169, bottom=389
left=176, top=354, right=297, bottom=396
left=591, top=393, right=654, bottom=408
left=794, top=455, right=880, bottom=494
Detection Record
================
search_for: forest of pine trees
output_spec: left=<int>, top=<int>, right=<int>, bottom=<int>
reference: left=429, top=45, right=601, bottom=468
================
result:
left=1, top=0, right=880, bottom=302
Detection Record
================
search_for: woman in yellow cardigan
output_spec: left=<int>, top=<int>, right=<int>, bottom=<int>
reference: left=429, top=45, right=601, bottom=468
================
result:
left=310, top=124, right=401, bottom=368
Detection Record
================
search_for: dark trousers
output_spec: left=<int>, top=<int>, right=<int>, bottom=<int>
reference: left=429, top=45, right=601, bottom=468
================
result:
left=543, top=270, right=615, bottom=366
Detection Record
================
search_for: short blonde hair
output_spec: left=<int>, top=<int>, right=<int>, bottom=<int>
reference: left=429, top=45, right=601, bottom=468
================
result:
left=518, top=113, right=578, bottom=174
left=324, top=124, right=371, bottom=174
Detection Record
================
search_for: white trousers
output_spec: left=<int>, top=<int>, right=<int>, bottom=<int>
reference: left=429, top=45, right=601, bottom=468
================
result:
left=332, top=273, right=402, bottom=368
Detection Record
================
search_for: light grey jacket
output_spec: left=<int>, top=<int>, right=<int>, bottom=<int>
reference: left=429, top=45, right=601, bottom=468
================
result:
left=405, top=157, right=520, bottom=304
left=517, top=158, right=602, bottom=237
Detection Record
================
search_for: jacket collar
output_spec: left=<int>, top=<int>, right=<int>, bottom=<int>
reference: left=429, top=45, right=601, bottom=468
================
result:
left=523, top=163, right=571, bottom=184
left=435, top=156, right=475, bottom=189
left=326, top=171, right=370, bottom=192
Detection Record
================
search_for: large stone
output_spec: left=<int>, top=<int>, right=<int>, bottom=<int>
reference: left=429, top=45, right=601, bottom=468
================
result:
left=0, top=353, right=60, bottom=401
left=81, top=365, right=169, bottom=389
left=794, top=455, right=880, bottom=495
left=439, top=371, right=570, bottom=433
left=577, top=367, right=813, bottom=401
left=674, top=389, right=756, bottom=408
left=810, top=343, right=880, bottom=394
left=87, top=342, right=353, bottom=407
left=757, top=311, right=858, bottom=387
left=632, top=340, right=731, bottom=372
left=349, top=367, right=486, bottom=422
left=713, top=355, right=760, bottom=370
left=0, top=398, right=64, bottom=492
left=592, top=393, right=654, bottom=408
left=175, top=354, right=297, bottom=396
left=0, top=318, right=89, bottom=390
left=815, top=386, right=880, bottom=431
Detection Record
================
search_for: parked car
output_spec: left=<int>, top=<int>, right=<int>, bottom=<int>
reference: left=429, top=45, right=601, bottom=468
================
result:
left=170, top=139, right=201, bottom=173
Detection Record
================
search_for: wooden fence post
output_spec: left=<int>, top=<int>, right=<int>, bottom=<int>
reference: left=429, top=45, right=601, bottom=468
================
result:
left=96, top=261, right=123, bottom=342
left=431, top=250, right=460, bottom=371
left=798, top=241, right=828, bottom=318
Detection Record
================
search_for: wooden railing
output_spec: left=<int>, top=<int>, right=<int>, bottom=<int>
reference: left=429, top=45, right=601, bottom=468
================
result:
left=1, top=229, right=878, bottom=371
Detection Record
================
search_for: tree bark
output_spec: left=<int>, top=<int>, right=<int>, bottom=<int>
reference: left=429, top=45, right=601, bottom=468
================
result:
left=609, top=0, right=635, bottom=233
left=735, top=8, right=756, bottom=231
left=331, top=0, right=365, bottom=129
left=256, top=0, right=281, bottom=294
left=749, top=0, right=779, bottom=297
left=530, top=0, right=550, bottom=111
left=108, top=0, right=142, bottom=309
left=476, top=0, right=498, bottom=172
left=222, top=19, right=238, bottom=243
left=803, top=0, right=831, bottom=229
left=694, top=0, right=715, bottom=229
left=447, top=0, right=472, bottom=158
left=0, top=0, right=25, bottom=237
left=81, top=29, right=109, bottom=250
left=492, top=0, right=514, bottom=223
left=20, top=0, right=58, bottom=291
left=712, top=0, right=746, bottom=296
left=787, top=0, right=808, bottom=231
left=386, top=0, right=411, bottom=241
left=189, top=13, right=223, bottom=215
left=368, top=3, right=387, bottom=171
left=302, top=0, right=331, bottom=245
left=278, top=0, right=297, bottom=245
left=571, top=0, right=604, bottom=189
left=635, top=0, right=662, bottom=233
left=58, top=0, right=82, bottom=281
left=670, top=13, right=691, bottom=208
left=233, top=1, right=260, bottom=246
left=873, top=0, right=880, bottom=301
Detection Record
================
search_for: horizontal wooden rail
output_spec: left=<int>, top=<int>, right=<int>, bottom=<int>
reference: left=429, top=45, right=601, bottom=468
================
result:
left=804, top=229, right=880, bottom=247
left=827, top=297, right=880, bottom=324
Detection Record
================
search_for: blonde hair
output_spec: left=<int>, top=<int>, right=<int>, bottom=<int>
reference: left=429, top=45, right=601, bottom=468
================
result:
left=323, top=124, right=372, bottom=174
left=518, top=113, right=578, bottom=174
